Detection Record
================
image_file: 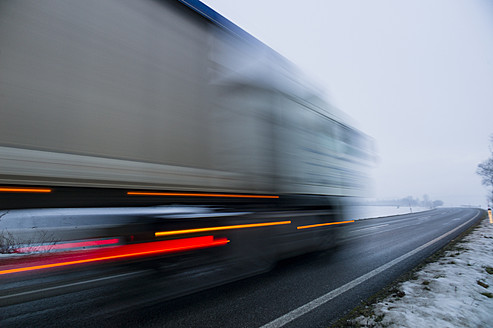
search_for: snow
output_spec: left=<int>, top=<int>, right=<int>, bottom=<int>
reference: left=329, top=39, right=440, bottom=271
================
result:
left=353, top=216, right=493, bottom=327
left=348, top=206, right=430, bottom=221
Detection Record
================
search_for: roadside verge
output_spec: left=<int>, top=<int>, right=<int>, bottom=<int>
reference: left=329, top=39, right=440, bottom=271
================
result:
left=333, top=211, right=492, bottom=327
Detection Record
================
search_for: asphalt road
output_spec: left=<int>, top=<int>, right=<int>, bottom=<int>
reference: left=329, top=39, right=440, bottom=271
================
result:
left=0, top=207, right=484, bottom=327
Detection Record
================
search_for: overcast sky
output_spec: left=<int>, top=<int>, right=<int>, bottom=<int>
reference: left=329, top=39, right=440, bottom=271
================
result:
left=202, top=0, right=493, bottom=207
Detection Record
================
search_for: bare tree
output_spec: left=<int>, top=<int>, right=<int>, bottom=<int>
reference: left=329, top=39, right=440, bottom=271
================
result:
left=477, top=135, right=493, bottom=204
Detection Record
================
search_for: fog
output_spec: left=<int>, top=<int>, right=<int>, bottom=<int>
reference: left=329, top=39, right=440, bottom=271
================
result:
left=202, top=0, right=493, bottom=206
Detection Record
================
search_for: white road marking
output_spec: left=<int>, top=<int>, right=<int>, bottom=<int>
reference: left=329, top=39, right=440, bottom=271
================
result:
left=352, top=224, right=389, bottom=232
left=442, top=217, right=466, bottom=225
left=260, top=211, right=480, bottom=328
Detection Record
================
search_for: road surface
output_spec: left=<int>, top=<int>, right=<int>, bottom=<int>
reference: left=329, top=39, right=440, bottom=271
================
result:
left=0, top=207, right=483, bottom=327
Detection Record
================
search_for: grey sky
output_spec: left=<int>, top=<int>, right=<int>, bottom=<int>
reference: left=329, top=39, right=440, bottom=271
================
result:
left=202, top=0, right=493, bottom=206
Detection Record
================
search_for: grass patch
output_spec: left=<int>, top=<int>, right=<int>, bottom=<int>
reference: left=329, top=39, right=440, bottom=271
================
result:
left=392, top=289, right=406, bottom=298
left=374, top=314, right=385, bottom=323
left=477, top=280, right=489, bottom=289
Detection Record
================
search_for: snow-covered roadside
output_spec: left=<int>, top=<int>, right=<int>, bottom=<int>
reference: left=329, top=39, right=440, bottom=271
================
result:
left=347, top=206, right=431, bottom=221
left=350, top=216, right=493, bottom=328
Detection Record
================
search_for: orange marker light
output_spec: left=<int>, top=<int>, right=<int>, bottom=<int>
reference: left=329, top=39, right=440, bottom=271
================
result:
left=155, top=221, right=292, bottom=237
left=0, top=236, right=229, bottom=275
left=297, top=220, right=355, bottom=230
left=127, top=191, right=279, bottom=199
left=0, top=187, right=51, bottom=193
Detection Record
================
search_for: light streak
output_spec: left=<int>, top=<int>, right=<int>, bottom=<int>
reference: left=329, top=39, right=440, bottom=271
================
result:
left=0, top=236, right=229, bottom=275
left=127, top=191, right=279, bottom=199
left=0, top=187, right=51, bottom=193
left=155, top=221, right=292, bottom=237
left=297, top=220, right=354, bottom=230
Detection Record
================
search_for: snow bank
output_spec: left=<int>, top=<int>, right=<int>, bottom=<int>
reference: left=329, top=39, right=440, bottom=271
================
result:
left=347, top=206, right=431, bottom=221
left=353, top=217, right=493, bottom=327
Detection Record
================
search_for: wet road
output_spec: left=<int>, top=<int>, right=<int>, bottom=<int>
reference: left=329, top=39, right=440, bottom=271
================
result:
left=1, top=208, right=484, bottom=327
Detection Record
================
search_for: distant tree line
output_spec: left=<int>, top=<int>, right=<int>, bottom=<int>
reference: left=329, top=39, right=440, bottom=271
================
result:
left=358, top=195, right=443, bottom=208
left=477, top=135, right=493, bottom=205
